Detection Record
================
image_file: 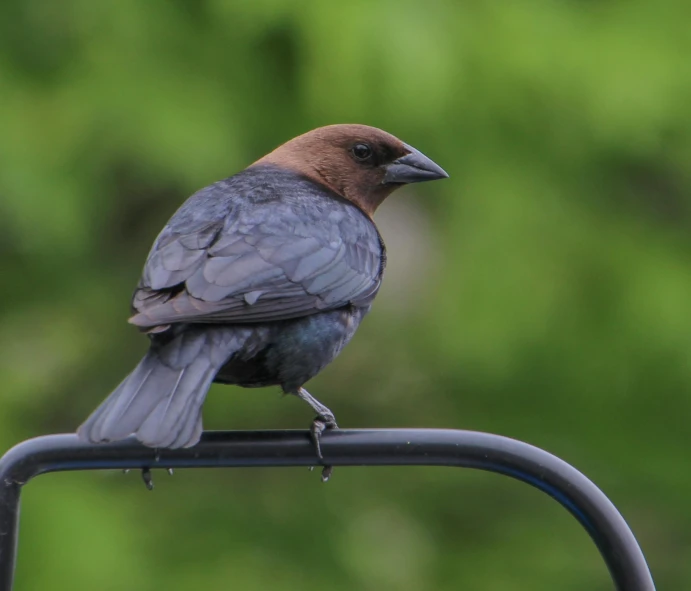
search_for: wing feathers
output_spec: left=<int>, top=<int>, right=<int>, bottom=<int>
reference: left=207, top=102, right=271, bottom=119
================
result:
left=131, top=184, right=383, bottom=328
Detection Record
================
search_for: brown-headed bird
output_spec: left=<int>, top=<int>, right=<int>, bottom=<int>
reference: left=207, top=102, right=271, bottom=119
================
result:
left=78, top=124, right=448, bottom=474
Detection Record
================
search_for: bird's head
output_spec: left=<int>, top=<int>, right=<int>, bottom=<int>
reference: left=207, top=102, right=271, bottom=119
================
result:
left=253, top=124, right=448, bottom=216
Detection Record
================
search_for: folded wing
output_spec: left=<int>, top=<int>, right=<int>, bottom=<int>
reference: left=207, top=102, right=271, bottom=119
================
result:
left=129, top=193, right=383, bottom=329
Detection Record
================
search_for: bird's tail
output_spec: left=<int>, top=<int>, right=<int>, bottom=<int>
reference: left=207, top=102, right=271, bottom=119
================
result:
left=78, top=327, right=239, bottom=449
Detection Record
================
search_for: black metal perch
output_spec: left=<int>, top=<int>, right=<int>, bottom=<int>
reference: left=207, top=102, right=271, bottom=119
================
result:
left=0, top=429, right=655, bottom=590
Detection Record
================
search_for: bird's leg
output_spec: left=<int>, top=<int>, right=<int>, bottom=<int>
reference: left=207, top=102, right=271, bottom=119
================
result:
left=296, top=387, right=339, bottom=459
left=296, top=387, right=338, bottom=481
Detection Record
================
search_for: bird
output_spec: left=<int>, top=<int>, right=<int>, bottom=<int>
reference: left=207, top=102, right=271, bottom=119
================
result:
left=78, top=124, right=448, bottom=479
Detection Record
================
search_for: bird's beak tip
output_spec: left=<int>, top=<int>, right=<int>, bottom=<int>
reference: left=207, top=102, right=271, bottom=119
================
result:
left=383, top=144, right=448, bottom=185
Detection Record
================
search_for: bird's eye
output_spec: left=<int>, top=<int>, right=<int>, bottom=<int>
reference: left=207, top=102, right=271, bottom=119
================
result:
left=351, top=143, right=373, bottom=162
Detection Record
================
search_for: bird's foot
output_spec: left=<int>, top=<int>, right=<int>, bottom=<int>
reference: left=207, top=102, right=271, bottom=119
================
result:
left=310, top=414, right=338, bottom=482
left=125, top=467, right=172, bottom=490
left=296, top=387, right=338, bottom=481
left=141, top=467, right=154, bottom=491
left=310, top=415, right=338, bottom=461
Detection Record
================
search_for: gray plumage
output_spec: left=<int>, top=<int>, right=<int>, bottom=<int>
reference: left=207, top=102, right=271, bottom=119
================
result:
left=78, top=123, right=448, bottom=455
left=78, top=165, right=384, bottom=448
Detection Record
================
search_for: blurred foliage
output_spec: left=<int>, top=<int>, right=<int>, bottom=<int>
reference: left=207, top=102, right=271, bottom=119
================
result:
left=1, top=0, right=689, bottom=589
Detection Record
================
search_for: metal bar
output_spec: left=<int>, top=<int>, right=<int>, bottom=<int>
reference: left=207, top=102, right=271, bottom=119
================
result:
left=0, top=479, right=19, bottom=591
left=0, top=429, right=656, bottom=591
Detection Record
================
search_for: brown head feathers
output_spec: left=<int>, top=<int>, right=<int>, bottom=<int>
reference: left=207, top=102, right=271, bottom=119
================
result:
left=253, top=124, right=447, bottom=217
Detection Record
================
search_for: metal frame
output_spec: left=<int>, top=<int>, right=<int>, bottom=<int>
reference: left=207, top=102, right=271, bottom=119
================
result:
left=0, top=429, right=656, bottom=590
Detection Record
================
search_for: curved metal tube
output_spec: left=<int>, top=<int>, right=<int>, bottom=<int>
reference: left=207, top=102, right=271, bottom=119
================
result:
left=0, top=429, right=656, bottom=590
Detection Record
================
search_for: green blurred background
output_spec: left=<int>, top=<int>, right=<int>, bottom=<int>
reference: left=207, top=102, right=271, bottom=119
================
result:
left=1, top=1, right=689, bottom=589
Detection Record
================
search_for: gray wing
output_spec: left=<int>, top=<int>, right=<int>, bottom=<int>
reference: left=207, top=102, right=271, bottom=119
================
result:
left=129, top=194, right=383, bottom=329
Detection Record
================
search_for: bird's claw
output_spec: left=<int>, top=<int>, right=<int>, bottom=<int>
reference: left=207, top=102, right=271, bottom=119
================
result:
left=124, top=465, right=173, bottom=489
left=295, top=387, right=338, bottom=482
left=310, top=415, right=338, bottom=460
left=320, top=465, right=333, bottom=482
left=310, top=415, right=338, bottom=482
left=141, top=467, right=154, bottom=491
left=307, top=462, right=333, bottom=482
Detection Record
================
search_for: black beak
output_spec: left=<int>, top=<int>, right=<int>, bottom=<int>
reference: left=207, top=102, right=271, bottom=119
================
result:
left=383, top=143, right=449, bottom=184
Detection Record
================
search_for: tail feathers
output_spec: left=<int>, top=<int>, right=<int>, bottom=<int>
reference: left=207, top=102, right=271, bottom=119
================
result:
left=135, top=357, right=215, bottom=448
left=78, top=330, right=232, bottom=449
